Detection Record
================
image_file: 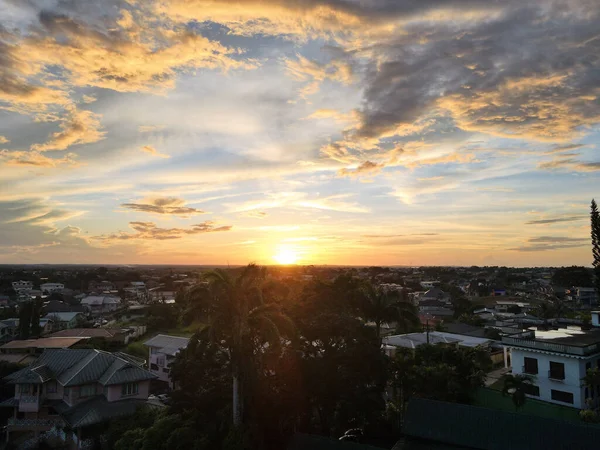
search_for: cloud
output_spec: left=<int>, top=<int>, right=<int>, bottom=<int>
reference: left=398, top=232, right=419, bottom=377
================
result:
left=0, top=136, right=9, bottom=144
left=538, top=157, right=600, bottom=172
left=0, top=150, right=81, bottom=168
left=528, top=236, right=589, bottom=243
left=286, top=55, right=354, bottom=99
left=120, top=197, right=205, bottom=216
left=242, top=210, right=268, bottom=218
left=141, top=145, right=170, bottom=158
left=30, top=108, right=105, bottom=151
left=139, top=125, right=165, bottom=133
left=231, top=191, right=369, bottom=213
left=338, top=160, right=385, bottom=178
left=509, top=235, right=590, bottom=252
left=81, top=95, right=96, bottom=104
left=544, top=144, right=587, bottom=155
left=94, top=220, right=232, bottom=242
left=525, top=216, right=587, bottom=225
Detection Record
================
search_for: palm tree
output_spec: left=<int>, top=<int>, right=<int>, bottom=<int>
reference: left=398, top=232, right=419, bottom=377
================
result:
left=359, top=283, right=419, bottom=342
left=501, top=374, right=535, bottom=410
left=198, top=264, right=294, bottom=426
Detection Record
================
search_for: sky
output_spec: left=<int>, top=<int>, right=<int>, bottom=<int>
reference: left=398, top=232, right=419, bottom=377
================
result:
left=0, top=0, right=599, bottom=267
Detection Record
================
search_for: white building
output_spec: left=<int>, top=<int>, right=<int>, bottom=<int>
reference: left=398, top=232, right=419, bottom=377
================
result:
left=503, top=312, right=600, bottom=410
left=11, top=281, right=32, bottom=293
left=420, top=281, right=438, bottom=289
left=40, top=283, right=65, bottom=294
left=143, top=334, right=190, bottom=388
left=80, top=295, right=121, bottom=315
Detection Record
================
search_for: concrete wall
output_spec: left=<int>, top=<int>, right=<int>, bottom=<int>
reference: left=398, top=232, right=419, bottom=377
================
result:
left=148, top=351, right=173, bottom=384
left=510, top=348, right=599, bottom=409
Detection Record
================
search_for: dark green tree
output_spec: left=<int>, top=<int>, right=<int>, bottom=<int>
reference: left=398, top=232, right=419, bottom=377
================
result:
left=30, top=297, right=43, bottom=337
left=358, top=283, right=419, bottom=341
left=18, top=302, right=33, bottom=339
left=501, top=374, right=535, bottom=410
left=591, top=199, right=600, bottom=299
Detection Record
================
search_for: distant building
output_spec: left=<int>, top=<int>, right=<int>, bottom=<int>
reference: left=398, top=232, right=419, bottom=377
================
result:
left=11, top=281, right=32, bottom=293
left=575, top=287, right=598, bottom=307
left=421, top=288, right=450, bottom=304
left=43, top=312, right=85, bottom=330
left=495, top=300, right=530, bottom=312
left=143, top=334, right=190, bottom=388
left=383, top=331, right=492, bottom=354
left=80, top=295, right=121, bottom=315
left=420, top=281, right=438, bottom=289
left=40, top=283, right=65, bottom=294
left=503, top=311, right=600, bottom=410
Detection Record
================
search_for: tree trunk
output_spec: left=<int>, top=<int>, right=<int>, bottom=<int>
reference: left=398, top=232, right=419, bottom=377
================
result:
left=233, top=373, right=241, bottom=426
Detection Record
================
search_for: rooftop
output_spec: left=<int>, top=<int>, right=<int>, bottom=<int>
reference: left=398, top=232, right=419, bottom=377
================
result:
left=143, top=334, right=190, bottom=356
left=1, top=337, right=87, bottom=350
left=49, top=328, right=126, bottom=339
left=4, top=348, right=156, bottom=386
left=502, top=328, right=600, bottom=356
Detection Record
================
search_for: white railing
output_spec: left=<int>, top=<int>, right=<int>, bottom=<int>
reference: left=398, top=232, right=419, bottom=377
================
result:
left=502, top=336, right=600, bottom=356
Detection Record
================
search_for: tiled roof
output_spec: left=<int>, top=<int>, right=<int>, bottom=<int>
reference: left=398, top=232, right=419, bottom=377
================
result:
left=43, top=312, right=83, bottom=322
left=0, top=337, right=87, bottom=350
left=49, top=328, right=123, bottom=339
left=60, top=395, right=162, bottom=428
left=3, top=349, right=156, bottom=386
left=143, top=334, right=190, bottom=356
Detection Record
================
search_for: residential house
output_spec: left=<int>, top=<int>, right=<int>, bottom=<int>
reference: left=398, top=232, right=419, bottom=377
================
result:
left=80, top=295, right=121, bottom=315
left=87, top=280, right=116, bottom=292
left=143, top=334, right=190, bottom=387
left=495, top=300, right=531, bottom=312
left=0, top=337, right=88, bottom=355
left=40, top=283, right=65, bottom=294
left=147, top=287, right=176, bottom=303
left=43, top=300, right=85, bottom=315
left=503, top=311, right=600, bottom=409
left=0, top=319, right=19, bottom=344
left=49, top=326, right=147, bottom=345
left=0, top=295, right=10, bottom=306
left=421, top=288, right=450, bottom=304
left=44, top=312, right=85, bottom=331
left=419, top=281, right=438, bottom=289
left=12, top=281, right=33, bottom=293
left=574, top=287, right=598, bottom=307
left=0, top=349, right=157, bottom=444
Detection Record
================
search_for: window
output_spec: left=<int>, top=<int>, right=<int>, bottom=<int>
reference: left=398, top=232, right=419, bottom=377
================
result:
left=523, top=357, right=538, bottom=375
left=79, top=385, right=96, bottom=398
left=151, top=363, right=159, bottom=371
left=121, top=383, right=139, bottom=397
left=523, top=383, right=540, bottom=397
left=46, top=381, right=57, bottom=394
left=549, top=361, right=565, bottom=380
left=19, top=384, right=30, bottom=394
left=551, top=389, right=574, bottom=404
left=150, top=348, right=158, bottom=354
left=157, top=356, right=165, bottom=367
left=162, top=368, right=170, bottom=374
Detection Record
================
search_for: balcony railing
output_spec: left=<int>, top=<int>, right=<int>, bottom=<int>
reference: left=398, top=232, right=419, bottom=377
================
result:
left=8, top=418, right=62, bottom=428
left=18, top=395, right=40, bottom=412
left=502, top=335, right=600, bottom=356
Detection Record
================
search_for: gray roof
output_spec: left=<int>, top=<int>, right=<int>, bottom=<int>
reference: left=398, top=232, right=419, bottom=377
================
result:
left=4, top=349, right=156, bottom=386
left=44, top=312, right=83, bottom=322
left=57, top=395, right=162, bottom=428
left=143, top=334, right=190, bottom=356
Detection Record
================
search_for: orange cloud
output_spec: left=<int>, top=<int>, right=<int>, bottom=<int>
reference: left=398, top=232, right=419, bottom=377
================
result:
left=30, top=108, right=105, bottom=151
left=94, top=221, right=232, bottom=242
left=338, top=160, right=384, bottom=177
left=0, top=150, right=81, bottom=168
left=121, top=197, right=205, bottom=216
left=141, top=145, right=170, bottom=158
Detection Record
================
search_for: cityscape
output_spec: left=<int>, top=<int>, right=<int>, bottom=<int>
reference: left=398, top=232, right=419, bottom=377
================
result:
left=1, top=0, right=600, bottom=449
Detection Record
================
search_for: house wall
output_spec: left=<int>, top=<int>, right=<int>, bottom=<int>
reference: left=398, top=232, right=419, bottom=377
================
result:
left=44, top=381, right=63, bottom=400
left=148, top=351, right=172, bottom=384
left=106, top=380, right=150, bottom=402
left=510, top=348, right=600, bottom=409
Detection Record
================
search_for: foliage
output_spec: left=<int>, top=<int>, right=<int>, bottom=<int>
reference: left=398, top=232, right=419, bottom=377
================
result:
left=146, top=303, right=180, bottom=331
left=18, top=301, right=33, bottom=339
left=592, top=199, right=600, bottom=297
left=358, top=283, right=420, bottom=340
left=580, top=409, right=600, bottom=423
left=457, top=314, right=484, bottom=327
left=551, top=266, right=593, bottom=288
left=124, top=341, right=148, bottom=359
left=30, top=297, right=43, bottom=337
left=501, top=374, right=535, bottom=410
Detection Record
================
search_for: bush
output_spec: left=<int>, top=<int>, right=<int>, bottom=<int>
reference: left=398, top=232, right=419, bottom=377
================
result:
left=580, top=409, right=600, bottom=423
left=124, top=341, right=147, bottom=359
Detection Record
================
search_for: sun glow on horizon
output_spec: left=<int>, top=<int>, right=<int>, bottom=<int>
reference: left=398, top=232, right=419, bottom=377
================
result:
left=273, top=245, right=299, bottom=265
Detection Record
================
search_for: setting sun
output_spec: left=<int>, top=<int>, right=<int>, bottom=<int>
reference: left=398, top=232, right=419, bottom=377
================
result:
left=273, top=247, right=298, bottom=265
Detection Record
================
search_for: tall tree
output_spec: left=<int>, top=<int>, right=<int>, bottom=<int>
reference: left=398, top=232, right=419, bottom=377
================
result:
left=359, top=283, right=419, bottom=341
left=18, top=302, right=33, bottom=339
left=199, top=264, right=293, bottom=426
left=501, top=374, right=535, bottom=410
left=591, top=199, right=600, bottom=300
left=30, top=297, right=43, bottom=337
